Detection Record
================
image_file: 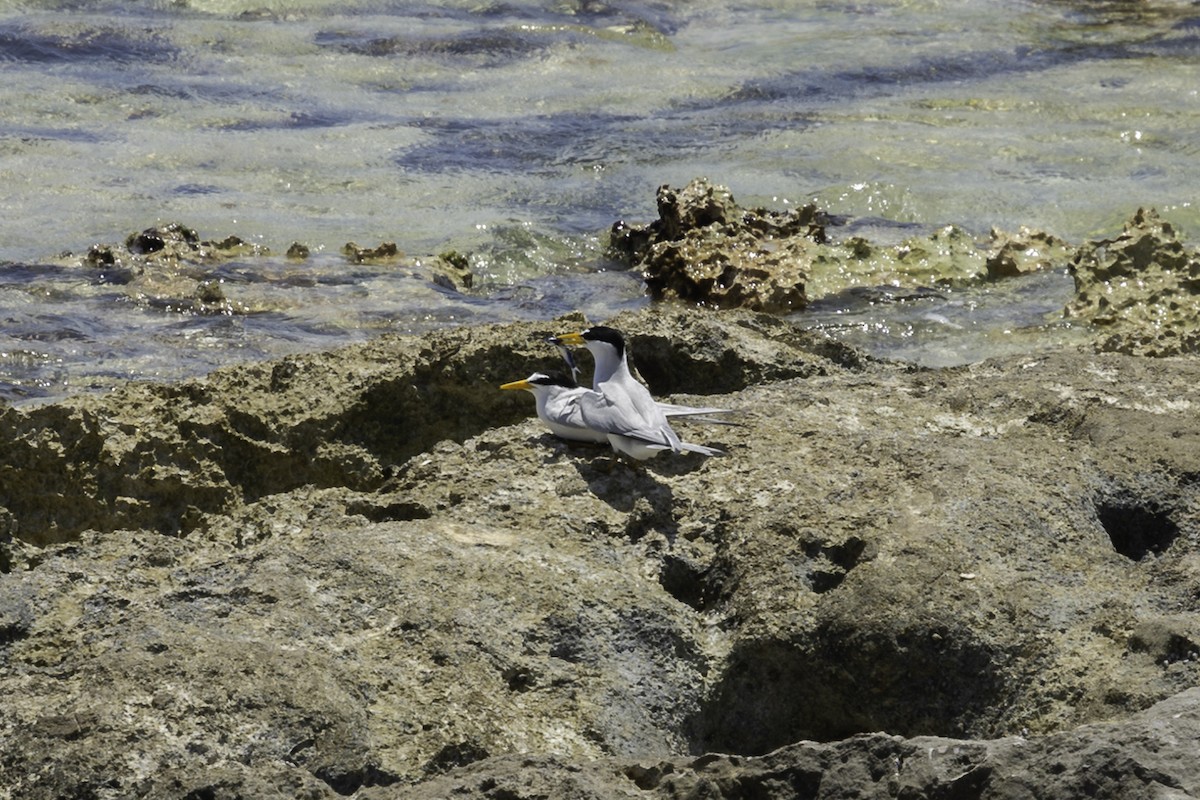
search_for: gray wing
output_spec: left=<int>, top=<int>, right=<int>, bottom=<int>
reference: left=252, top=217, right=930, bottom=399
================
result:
left=576, top=389, right=678, bottom=449
left=677, top=440, right=724, bottom=456
left=542, top=387, right=593, bottom=430
left=657, top=401, right=730, bottom=416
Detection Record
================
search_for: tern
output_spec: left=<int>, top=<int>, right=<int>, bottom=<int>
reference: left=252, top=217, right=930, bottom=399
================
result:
left=548, top=327, right=734, bottom=422
left=500, top=371, right=609, bottom=444
left=501, top=372, right=722, bottom=460
left=500, top=370, right=727, bottom=456
left=546, top=334, right=733, bottom=422
left=546, top=327, right=723, bottom=459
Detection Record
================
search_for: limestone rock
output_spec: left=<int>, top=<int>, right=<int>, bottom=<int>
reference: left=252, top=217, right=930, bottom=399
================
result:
left=611, top=179, right=1068, bottom=310
left=60, top=223, right=475, bottom=315
left=0, top=307, right=852, bottom=546
left=394, top=688, right=1200, bottom=799
left=610, top=178, right=827, bottom=312
left=69, top=222, right=269, bottom=314
left=2, top=308, right=1200, bottom=798
left=1066, top=207, right=1200, bottom=356
left=986, top=225, right=1077, bottom=279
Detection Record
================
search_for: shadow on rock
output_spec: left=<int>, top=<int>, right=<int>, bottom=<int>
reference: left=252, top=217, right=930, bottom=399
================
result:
left=573, top=458, right=679, bottom=536
left=688, top=619, right=1010, bottom=755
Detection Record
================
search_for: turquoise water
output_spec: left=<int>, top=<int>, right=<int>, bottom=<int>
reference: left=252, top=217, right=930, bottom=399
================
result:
left=1, top=0, right=1198, bottom=399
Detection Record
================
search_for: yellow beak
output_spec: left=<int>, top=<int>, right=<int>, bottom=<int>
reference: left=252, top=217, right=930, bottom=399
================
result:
left=500, top=379, right=532, bottom=391
left=553, top=331, right=586, bottom=346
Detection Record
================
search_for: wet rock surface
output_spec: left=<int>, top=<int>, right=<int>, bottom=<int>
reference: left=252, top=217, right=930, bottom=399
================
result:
left=1, top=303, right=1199, bottom=798
left=61, top=222, right=474, bottom=316
left=612, top=182, right=1200, bottom=370
left=611, top=179, right=1094, bottom=313
left=610, top=179, right=828, bottom=311
left=986, top=225, right=1077, bottom=280
left=77, top=222, right=273, bottom=315
left=1067, top=207, right=1200, bottom=356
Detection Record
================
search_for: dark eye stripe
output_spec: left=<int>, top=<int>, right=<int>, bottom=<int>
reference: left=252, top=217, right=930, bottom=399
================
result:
left=530, top=372, right=576, bottom=388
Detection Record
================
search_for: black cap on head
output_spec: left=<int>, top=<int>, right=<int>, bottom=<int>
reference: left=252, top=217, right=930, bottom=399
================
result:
left=528, top=371, right=577, bottom=388
left=582, top=326, right=625, bottom=357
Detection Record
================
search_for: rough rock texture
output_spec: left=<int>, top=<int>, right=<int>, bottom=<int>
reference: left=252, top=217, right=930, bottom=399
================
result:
left=986, top=226, right=1077, bottom=280
left=611, top=179, right=1083, bottom=310
left=1066, top=207, right=1200, bottom=356
left=395, top=688, right=1200, bottom=799
left=2, top=306, right=1200, bottom=798
left=610, top=178, right=828, bottom=311
left=0, top=308, right=844, bottom=545
left=60, top=222, right=472, bottom=315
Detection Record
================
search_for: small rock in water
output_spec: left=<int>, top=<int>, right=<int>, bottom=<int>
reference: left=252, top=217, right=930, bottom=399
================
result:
left=1066, top=207, right=1200, bottom=356
left=611, top=177, right=826, bottom=312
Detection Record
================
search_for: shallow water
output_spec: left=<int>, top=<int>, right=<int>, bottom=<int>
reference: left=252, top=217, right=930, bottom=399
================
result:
left=2, top=0, right=1199, bottom=400
left=803, top=267, right=1095, bottom=367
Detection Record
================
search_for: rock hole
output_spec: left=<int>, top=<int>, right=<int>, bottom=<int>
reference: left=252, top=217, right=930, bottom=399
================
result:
left=805, top=536, right=870, bottom=594
left=345, top=498, right=432, bottom=523
left=1097, top=502, right=1179, bottom=561
left=181, top=789, right=217, bottom=800
left=0, top=622, right=29, bottom=646
left=502, top=665, right=537, bottom=692
left=1128, top=620, right=1200, bottom=665
left=313, top=763, right=401, bottom=796
left=809, top=568, right=847, bottom=594
left=658, top=553, right=713, bottom=611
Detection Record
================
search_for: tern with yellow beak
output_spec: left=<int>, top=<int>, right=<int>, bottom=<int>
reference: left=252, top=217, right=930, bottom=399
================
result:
left=547, top=334, right=731, bottom=421
left=499, top=367, right=715, bottom=460
left=500, top=371, right=609, bottom=444
left=545, top=326, right=722, bottom=459
left=550, top=327, right=733, bottom=420
left=502, top=369, right=732, bottom=454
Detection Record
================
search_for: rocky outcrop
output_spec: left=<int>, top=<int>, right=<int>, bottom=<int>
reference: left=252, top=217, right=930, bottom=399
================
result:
left=612, top=181, right=1200, bottom=363
left=610, top=179, right=828, bottom=311
left=1066, top=207, right=1200, bottom=356
left=611, top=179, right=1085, bottom=312
left=0, top=308, right=847, bottom=545
left=60, top=222, right=473, bottom=316
left=75, top=222, right=272, bottom=315
left=986, top=225, right=1076, bottom=279
left=398, top=688, right=1200, bottom=799
left=2, top=306, right=1199, bottom=798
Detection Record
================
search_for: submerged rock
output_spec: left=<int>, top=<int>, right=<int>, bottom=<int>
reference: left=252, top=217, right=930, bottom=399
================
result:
left=434, top=250, right=474, bottom=290
left=1, top=307, right=1200, bottom=798
left=125, top=221, right=202, bottom=256
left=286, top=241, right=311, bottom=259
left=56, top=223, right=476, bottom=315
left=342, top=240, right=403, bottom=263
left=1066, top=207, right=1200, bottom=356
left=64, top=222, right=270, bottom=314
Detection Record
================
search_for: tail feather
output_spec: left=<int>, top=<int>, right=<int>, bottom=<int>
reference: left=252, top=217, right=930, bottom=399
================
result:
left=671, top=415, right=743, bottom=427
left=678, top=441, right=724, bottom=457
left=636, top=439, right=723, bottom=457
left=658, top=402, right=736, bottom=418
